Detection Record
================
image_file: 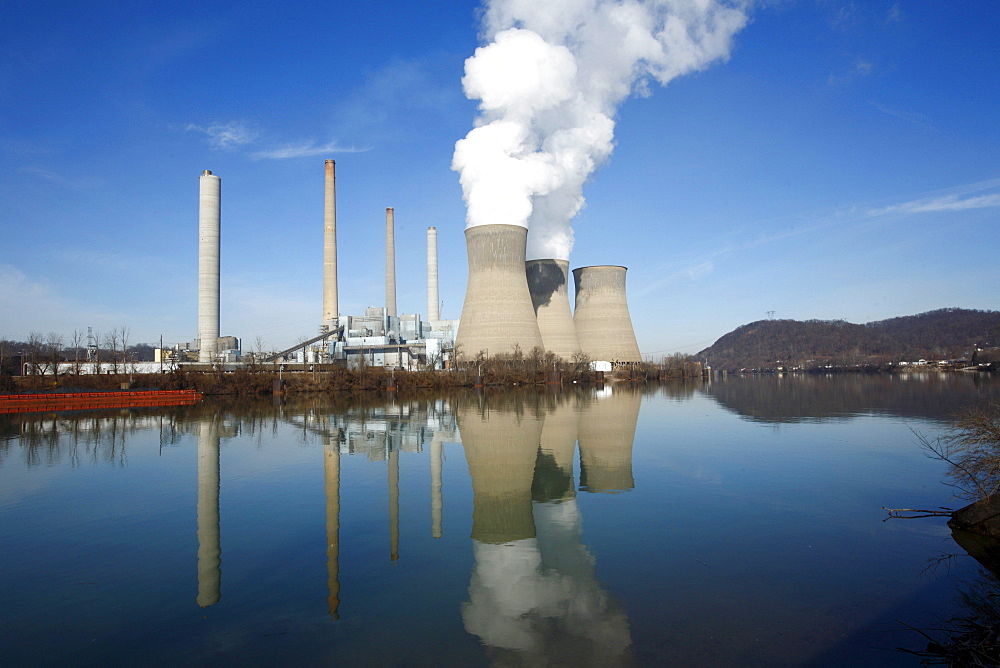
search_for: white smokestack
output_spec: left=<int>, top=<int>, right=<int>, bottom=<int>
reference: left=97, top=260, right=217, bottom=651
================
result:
left=323, top=159, right=338, bottom=327
left=198, top=170, right=220, bottom=363
left=427, top=227, right=439, bottom=321
left=453, top=1, right=749, bottom=260
left=386, top=207, right=397, bottom=318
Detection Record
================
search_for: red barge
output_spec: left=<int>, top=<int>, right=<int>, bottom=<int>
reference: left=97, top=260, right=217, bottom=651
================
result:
left=0, top=390, right=203, bottom=414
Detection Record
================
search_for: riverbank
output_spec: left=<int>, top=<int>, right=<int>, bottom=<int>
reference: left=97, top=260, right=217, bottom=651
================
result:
left=4, top=363, right=696, bottom=396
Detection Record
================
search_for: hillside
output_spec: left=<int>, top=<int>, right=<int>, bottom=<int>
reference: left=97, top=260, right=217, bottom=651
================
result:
left=697, top=308, right=1000, bottom=371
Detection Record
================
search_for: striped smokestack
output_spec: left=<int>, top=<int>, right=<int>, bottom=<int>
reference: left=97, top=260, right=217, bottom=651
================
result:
left=455, top=224, right=543, bottom=357
left=322, top=160, right=338, bottom=327
left=573, top=265, right=641, bottom=363
left=386, top=207, right=396, bottom=318
left=198, top=170, right=220, bottom=363
left=427, top=227, right=439, bottom=321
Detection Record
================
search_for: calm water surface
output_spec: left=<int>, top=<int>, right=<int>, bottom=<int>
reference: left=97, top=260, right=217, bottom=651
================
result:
left=2, top=373, right=999, bottom=666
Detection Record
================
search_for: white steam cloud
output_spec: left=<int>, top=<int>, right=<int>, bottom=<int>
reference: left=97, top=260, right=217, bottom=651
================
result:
left=453, top=0, right=750, bottom=260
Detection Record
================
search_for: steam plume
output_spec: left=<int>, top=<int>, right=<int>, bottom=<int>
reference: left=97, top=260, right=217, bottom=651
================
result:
left=453, top=0, right=749, bottom=260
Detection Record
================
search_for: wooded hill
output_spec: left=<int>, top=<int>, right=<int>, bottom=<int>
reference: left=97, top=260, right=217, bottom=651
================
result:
left=697, top=308, right=1000, bottom=371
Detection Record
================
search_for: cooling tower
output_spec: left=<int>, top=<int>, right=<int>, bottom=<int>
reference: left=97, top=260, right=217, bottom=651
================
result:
left=456, top=224, right=543, bottom=357
left=322, top=159, right=338, bottom=327
left=526, top=259, right=582, bottom=360
left=427, top=227, right=439, bottom=321
left=385, top=207, right=396, bottom=318
left=572, top=265, right=641, bottom=363
left=198, top=170, right=220, bottom=363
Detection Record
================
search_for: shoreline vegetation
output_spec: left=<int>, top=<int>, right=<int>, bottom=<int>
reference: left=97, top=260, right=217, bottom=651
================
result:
left=1, top=350, right=703, bottom=396
left=2, top=352, right=996, bottom=397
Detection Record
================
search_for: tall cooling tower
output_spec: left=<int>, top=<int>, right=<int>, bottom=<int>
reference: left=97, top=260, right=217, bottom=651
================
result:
left=456, top=224, right=543, bottom=357
left=322, top=159, right=338, bottom=327
left=526, top=259, right=582, bottom=360
left=198, top=170, right=221, bottom=363
left=573, top=265, right=641, bottom=363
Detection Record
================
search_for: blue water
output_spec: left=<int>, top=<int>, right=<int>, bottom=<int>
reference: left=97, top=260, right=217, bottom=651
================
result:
left=1, top=374, right=997, bottom=665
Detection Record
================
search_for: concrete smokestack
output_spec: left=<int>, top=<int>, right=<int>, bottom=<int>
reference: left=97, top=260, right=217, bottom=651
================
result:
left=427, top=227, right=439, bottom=321
left=385, top=207, right=396, bottom=318
left=198, top=170, right=220, bottom=363
left=573, top=265, right=641, bottom=363
left=456, top=224, right=543, bottom=357
left=323, top=160, right=338, bottom=327
left=526, top=259, right=581, bottom=360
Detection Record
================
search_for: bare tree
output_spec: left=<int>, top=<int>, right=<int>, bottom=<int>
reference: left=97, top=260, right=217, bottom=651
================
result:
left=918, top=402, right=1000, bottom=500
left=45, top=332, right=64, bottom=376
left=70, top=329, right=84, bottom=375
left=26, top=331, right=44, bottom=375
left=118, top=325, right=131, bottom=374
left=103, top=331, right=119, bottom=374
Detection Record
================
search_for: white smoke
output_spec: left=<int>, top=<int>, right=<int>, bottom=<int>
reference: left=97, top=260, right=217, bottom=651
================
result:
left=453, top=0, right=750, bottom=260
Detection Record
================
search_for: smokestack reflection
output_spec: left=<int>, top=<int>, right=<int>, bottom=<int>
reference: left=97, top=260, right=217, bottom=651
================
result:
left=431, top=436, right=444, bottom=539
left=196, top=418, right=221, bottom=607
left=389, top=447, right=400, bottom=562
left=324, top=438, right=341, bottom=618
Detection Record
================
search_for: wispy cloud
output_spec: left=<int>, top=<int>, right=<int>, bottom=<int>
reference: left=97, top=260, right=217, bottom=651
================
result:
left=186, top=121, right=259, bottom=150
left=827, top=57, right=875, bottom=87
left=870, top=101, right=934, bottom=130
left=251, top=140, right=371, bottom=160
left=868, top=193, right=1000, bottom=217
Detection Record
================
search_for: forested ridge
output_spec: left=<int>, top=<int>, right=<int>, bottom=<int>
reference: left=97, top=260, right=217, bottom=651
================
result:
left=698, top=308, right=1000, bottom=371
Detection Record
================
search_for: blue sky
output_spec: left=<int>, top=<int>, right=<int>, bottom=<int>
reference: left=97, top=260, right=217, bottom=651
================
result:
left=2, top=0, right=997, bottom=356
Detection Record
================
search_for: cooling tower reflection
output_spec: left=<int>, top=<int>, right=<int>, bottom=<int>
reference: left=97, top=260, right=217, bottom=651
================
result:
left=458, top=390, right=633, bottom=664
left=578, top=386, right=641, bottom=493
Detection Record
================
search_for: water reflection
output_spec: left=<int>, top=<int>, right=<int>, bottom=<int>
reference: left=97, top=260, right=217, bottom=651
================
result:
left=579, top=387, right=640, bottom=493
left=196, top=417, right=221, bottom=607
left=324, top=433, right=341, bottom=617
left=5, top=376, right=997, bottom=663
left=458, top=389, right=634, bottom=664
left=703, top=372, right=1000, bottom=423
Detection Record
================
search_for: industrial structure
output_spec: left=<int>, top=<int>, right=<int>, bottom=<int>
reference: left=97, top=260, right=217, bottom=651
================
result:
left=526, top=258, right=582, bottom=360
left=179, top=158, right=641, bottom=370
left=197, top=171, right=221, bottom=363
left=454, top=224, right=544, bottom=357
left=572, top=265, right=642, bottom=364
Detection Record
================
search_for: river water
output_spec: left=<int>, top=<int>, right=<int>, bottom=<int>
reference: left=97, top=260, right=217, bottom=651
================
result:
left=2, top=373, right=999, bottom=666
